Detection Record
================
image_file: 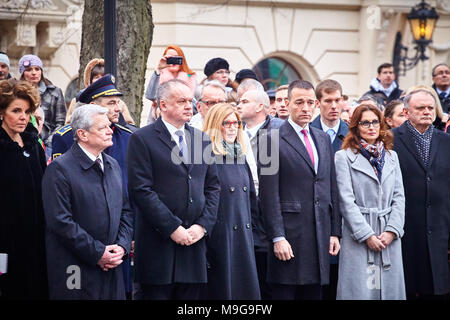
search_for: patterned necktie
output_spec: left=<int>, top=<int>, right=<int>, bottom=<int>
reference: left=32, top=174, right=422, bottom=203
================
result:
left=326, top=128, right=335, bottom=142
left=175, top=130, right=187, bottom=162
left=439, top=91, right=447, bottom=100
left=301, top=129, right=315, bottom=167
left=95, top=157, right=103, bottom=172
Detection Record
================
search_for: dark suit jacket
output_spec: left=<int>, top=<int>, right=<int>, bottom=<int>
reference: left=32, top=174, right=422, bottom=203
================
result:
left=310, top=116, right=349, bottom=153
left=42, top=143, right=133, bottom=299
left=393, top=123, right=450, bottom=295
left=259, top=121, right=341, bottom=286
left=248, top=115, right=284, bottom=250
left=127, top=117, right=221, bottom=285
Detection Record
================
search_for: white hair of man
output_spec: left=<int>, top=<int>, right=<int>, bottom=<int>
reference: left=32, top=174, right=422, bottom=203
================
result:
left=71, top=104, right=108, bottom=141
left=237, top=78, right=264, bottom=97
left=201, top=79, right=226, bottom=97
left=247, top=89, right=271, bottom=113
left=403, top=89, right=437, bottom=109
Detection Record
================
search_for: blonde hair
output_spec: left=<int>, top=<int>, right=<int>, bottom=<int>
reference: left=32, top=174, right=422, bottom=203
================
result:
left=403, top=85, right=443, bottom=120
left=202, top=103, right=247, bottom=156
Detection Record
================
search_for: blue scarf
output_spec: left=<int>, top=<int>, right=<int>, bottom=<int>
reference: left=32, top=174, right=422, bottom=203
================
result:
left=359, top=139, right=385, bottom=182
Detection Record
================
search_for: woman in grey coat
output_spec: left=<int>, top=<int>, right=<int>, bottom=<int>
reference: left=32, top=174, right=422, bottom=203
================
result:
left=335, top=104, right=406, bottom=300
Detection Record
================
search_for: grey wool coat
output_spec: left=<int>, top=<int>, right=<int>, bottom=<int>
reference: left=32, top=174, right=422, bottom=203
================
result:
left=334, top=148, right=406, bottom=300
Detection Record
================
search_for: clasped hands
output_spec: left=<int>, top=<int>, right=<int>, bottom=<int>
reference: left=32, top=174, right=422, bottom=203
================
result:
left=97, top=244, right=125, bottom=272
left=366, top=231, right=395, bottom=252
left=170, top=224, right=205, bottom=246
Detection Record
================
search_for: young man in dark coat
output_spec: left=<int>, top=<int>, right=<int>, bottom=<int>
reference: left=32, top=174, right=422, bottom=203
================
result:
left=42, top=105, right=133, bottom=299
left=310, top=79, right=348, bottom=300
left=127, top=79, right=220, bottom=300
left=364, top=63, right=403, bottom=106
left=259, top=80, right=341, bottom=300
left=392, top=89, right=450, bottom=299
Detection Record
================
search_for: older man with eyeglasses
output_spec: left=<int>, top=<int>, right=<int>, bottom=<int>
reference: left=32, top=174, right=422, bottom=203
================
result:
left=189, top=80, right=227, bottom=130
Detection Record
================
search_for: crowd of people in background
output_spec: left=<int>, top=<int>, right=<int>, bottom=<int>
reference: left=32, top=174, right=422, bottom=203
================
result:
left=0, top=47, right=449, bottom=301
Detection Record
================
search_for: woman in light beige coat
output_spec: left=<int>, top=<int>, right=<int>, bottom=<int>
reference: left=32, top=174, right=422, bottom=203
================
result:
left=335, top=104, right=406, bottom=300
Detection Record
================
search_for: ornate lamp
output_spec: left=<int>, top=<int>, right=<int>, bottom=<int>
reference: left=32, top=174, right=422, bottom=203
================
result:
left=393, top=0, right=439, bottom=76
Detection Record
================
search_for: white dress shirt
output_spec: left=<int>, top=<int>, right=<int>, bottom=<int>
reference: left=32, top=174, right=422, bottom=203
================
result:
left=78, top=143, right=104, bottom=171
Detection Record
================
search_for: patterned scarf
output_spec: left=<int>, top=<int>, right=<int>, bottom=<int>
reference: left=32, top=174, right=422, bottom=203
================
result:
left=359, top=139, right=386, bottom=182
left=222, top=140, right=242, bottom=159
left=405, top=120, right=433, bottom=167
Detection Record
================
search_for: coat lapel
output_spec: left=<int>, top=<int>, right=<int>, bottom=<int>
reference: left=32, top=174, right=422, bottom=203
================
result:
left=155, top=118, right=188, bottom=169
left=427, top=129, right=440, bottom=169
left=380, top=151, right=396, bottom=185
left=346, top=148, right=379, bottom=183
left=281, top=122, right=315, bottom=173
left=396, top=124, right=426, bottom=171
left=310, top=127, right=327, bottom=174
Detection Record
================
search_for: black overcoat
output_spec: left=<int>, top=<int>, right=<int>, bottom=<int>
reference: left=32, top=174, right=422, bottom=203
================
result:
left=127, top=118, right=220, bottom=285
left=259, top=121, right=341, bottom=285
left=41, top=143, right=133, bottom=299
left=0, top=123, right=48, bottom=299
left=393, top=123, right=450, bottom=295
left=206, top=157, right=260, bottom=300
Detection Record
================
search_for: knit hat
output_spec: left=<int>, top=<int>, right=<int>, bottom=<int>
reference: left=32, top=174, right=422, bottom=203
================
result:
left=235, top=69, right=258, bottom=84
left=204, top=57, right=229, bottom=77
left=19, top=54, right=43, bottom=75
left=0, top=52, right=10, bottom=68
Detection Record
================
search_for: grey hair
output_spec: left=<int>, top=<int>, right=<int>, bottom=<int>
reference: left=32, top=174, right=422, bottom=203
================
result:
left=71, top=104, right=108, bottom=141
left=245, top=89, right=271, bottom=112
left=237, top=78, right=264, bottom=97
left=156, top=79, right=189, bottom=103
left=201, top=79, right=226, bottom=97
left=403, top=89, right=437, bottom=109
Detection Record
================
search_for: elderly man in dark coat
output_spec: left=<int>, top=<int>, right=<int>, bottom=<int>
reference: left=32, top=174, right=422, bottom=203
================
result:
left=42, top=104, right=133, bottom=300
left=259, top=80, right=341, bottom=300
left=392, top=89, right=450, bottom=299
left=127, top=79, right=220, bottom=300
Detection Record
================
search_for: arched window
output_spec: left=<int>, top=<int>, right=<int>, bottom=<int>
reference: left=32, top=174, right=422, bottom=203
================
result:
left=252, top=57, right=301, bottom=91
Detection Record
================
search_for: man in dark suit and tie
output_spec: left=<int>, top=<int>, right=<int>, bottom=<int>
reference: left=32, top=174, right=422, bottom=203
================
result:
left=310, top=79, right=348, bottom=299
left=127, top=79, right=221, bottom=300
left=392, top=89, right=450, bottom=299
left=310, top=79, right=349, bottom=153
left=259, top=80, right=341, bottom=300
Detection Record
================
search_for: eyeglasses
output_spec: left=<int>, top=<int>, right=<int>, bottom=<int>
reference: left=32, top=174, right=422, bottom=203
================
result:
left=222, top=120, right=242, bottom=128
left=199, top=100, right=226, bottom=107
left=433, top=70, right=450, bottom=77
left=215, top=70, right=230, bottom=75
left=359, top=120, right=380, bottom=128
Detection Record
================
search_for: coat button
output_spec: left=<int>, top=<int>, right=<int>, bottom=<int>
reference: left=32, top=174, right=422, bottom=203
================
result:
left=314, top=200, right=319, bottom=205
left=233, top=225, right=238, bottom=231
left=188, top=175, right=192, bottom=180
left=426, top=176, right=431, bottom=182
left=230, top=187, right=235, bottom=192
left=243, top=186, right=248, bottom=192
left=246, top=223, right=250, bottom=229
left=189, top=198, right=193, bottom=204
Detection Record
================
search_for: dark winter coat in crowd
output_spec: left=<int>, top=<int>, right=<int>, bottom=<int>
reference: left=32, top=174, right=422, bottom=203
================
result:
left=247, top=115, right=284, bottom=252
left=38, top=79, right=66, bottom=147
left=432, top=84, right=449, bottom=114
left=0, top=122, right=48, bottom=299
left=259, top=121, right=341, bottom=286
left=127, top=118, right=220, bottom=285
left=41, top=143, right=134, bottom=299
left=393, top=122, right=450, bottom=296
left=205, top=156, right=260, bottom=300
left=364, top=78, right=403, bottom=106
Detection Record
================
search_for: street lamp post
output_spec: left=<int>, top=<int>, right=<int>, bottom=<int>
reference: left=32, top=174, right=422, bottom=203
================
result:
left=392, top=0, right=439, bottom=77
left=104, top=0, right=117, bottom=80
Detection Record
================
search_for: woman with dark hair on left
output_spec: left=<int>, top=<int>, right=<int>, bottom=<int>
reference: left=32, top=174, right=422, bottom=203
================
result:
left=0, top=79, right=48, bottom=299
left=334, top=104, right=406, bottom=300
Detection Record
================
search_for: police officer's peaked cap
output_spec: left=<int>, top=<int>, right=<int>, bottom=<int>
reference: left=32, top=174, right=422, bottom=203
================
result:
left=79, top=73, right=123, bottom=103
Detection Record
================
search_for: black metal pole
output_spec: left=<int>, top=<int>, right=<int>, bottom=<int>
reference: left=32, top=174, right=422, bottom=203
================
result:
left=104, top=0, right=117, bottom=80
